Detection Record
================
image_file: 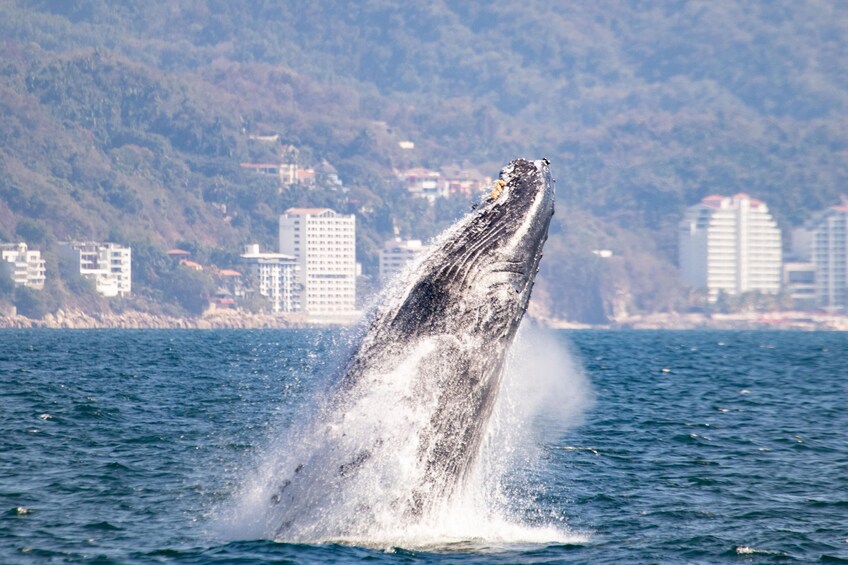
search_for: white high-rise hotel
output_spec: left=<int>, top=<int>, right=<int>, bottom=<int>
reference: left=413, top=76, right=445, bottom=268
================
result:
left=279, top=208, right=356, bottom=316
left=679, top=194, right=782, bottom=300
left=240, top=244, right=300, bottom=313
left=808, top=205, right=848, bottom=311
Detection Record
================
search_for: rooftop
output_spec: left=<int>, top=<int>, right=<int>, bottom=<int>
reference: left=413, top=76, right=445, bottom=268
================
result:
left=179, top=259, right=203, bottom=271
left=240, top=163, right=279, bottom=168
left=284, top=207, right=335, bottom=216
left=699, top=194, right=767, bottom=209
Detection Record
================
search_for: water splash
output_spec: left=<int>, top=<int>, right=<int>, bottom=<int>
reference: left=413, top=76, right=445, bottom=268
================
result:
left=216, top=159, right=584, bottom=548
left=216, top=322, right=593, bottom=549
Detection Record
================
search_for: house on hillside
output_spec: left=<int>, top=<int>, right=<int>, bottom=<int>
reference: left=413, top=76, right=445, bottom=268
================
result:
left=59, top=242, right=132, bottom=297
left=210, top=269, right=244, bottom=310
left=0, top=242, right=46, bottom=290
left=398, top=165, right=493, bottom=201
left=398, top=167, right=445, bottom=201
left=439, top=165, right=492, bottom=197
left=241, top=162, right=316, bottom=190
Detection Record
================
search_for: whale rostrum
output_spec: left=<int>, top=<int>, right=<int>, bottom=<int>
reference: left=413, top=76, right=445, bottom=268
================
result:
left=269, top=158, right=555, bottom=540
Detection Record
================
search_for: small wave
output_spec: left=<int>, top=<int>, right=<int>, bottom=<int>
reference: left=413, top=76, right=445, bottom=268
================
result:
left=84, top=520, right=124, bottom=531
left=101, top=461, right=134, bottom=473
left=805, top=499, right=848, bottom=509
left=672, top=432, right=712, bottom=444
left=556, top=446, right=601, bottom=456
left=733, top=545, right=787, bottom=557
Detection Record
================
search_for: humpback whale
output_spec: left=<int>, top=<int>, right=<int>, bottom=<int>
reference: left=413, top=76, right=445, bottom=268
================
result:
left=263, top=158, right=555, bottom=541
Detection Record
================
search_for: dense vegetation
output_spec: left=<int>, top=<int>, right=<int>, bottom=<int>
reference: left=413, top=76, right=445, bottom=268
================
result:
left=0, top=1, right=846, bottom=321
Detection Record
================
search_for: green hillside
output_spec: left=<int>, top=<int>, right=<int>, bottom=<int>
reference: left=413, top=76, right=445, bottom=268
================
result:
left=1, top=1, right=846, bottom=321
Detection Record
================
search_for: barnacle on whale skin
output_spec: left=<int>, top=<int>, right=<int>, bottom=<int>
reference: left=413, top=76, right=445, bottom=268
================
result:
left=489, top=179, right=506, bottom=201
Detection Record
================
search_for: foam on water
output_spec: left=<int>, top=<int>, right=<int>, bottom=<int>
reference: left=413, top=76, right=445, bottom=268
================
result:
left=216, top=321, right=593, bottom=549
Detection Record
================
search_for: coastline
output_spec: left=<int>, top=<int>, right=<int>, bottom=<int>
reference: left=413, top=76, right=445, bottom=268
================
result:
left=0, top=308, right=322, bottom=329
left=546, top=311, right=848, bottom=331
left=2, top=308, right=847, bottom=330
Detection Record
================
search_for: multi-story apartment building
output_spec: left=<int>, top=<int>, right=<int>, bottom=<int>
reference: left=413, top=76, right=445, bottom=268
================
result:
left=807, top=205, right=848, bottom=311
left=240, top=244, right=300, bottom=313
left=780, top=228, right=816, bottom=309
left=58, top=242, right=132, bottom=297
left=679, top=193, right=782, bottom=301
left=0, top=242, right=46, bottom=289
left=398, top=168, right=447, bottom=201
left=279, top=208, right=356, bottom=316
left=782, top=262, right=817, bottom=309
left=379, top=238, right=428, bottom=283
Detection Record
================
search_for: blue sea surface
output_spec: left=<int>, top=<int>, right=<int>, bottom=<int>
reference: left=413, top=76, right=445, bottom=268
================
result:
left=1, top=329, right=846, bottom=563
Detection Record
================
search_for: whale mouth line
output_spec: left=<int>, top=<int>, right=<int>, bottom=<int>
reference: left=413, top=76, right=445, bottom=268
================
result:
left=492, top=267, right=526, bottom=274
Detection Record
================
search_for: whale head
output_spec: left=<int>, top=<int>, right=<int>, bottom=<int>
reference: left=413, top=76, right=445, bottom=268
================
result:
left=387, top=158, right=555, bottom=341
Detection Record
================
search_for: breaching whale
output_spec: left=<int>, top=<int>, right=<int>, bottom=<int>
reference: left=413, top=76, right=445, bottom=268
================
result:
left=264, top=158, right=555, bottom=541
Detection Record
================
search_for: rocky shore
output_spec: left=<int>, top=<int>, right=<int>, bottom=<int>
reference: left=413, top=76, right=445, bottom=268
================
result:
left=2, top=308, right=847, bottom=331
left=549, top=311, right=848, bottom=331
left=0, top=308, right=321, bottom=329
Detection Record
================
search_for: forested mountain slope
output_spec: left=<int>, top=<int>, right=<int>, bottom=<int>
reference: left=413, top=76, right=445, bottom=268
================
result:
left=1, top=1, right=845, bottom=321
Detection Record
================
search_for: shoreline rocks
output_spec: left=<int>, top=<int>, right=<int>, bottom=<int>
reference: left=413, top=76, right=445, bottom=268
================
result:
left=0, top=308, right=337, bottom=329
left=1, top=309, right=847, bottom=331
left=548, top=311, right=848, bottom=331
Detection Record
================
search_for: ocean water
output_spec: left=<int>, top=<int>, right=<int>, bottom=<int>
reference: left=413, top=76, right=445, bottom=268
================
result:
left=1, top=328, right=846, bottom=563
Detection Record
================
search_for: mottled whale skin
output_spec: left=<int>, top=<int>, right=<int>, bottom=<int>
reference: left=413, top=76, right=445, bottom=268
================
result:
left=269, top=158, right=555, bottom=538
left=341, top=158, right=555, bottom=514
